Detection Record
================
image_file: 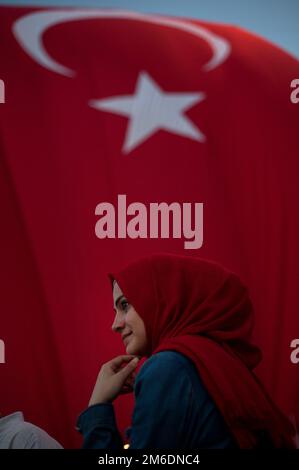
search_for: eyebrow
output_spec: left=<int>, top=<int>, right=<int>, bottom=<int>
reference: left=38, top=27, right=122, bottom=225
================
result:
left=113, top=295, right=125, bottom=310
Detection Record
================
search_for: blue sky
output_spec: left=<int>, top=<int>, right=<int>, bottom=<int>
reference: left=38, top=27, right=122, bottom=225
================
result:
left=0, top=0, right=298, bottom=58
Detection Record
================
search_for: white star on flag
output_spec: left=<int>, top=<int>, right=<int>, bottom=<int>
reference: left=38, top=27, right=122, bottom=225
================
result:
left=89, top=71, right=206, bottom=154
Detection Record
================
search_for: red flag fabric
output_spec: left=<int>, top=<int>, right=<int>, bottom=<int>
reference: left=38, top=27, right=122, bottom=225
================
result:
left=0, top=7, right=298, bottom=448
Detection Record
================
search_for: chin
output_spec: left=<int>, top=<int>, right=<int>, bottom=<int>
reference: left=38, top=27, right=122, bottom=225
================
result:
left=126, top=344, right=136, bottom=355
left=126, top=340, right=140, bottom=356
left=127, top=345, right=147, bottom=359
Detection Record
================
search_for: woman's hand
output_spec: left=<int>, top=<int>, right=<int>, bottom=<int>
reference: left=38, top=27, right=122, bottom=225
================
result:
left=88, top=355, right=140, bottom=406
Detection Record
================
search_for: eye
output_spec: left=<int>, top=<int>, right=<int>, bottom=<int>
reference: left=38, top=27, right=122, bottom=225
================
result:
left=121, top=300, right=130, bottom=312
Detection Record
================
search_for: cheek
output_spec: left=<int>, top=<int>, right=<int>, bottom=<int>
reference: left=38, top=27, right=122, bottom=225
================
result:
left=125, top=312, right=137, bottom=328
left=135, top=328, right=146, bottom=345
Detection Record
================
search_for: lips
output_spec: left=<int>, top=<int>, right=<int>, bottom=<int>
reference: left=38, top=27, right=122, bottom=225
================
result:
left=123, top=333, right=132, bottom=342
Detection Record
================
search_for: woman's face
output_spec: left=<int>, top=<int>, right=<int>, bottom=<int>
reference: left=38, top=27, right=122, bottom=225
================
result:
left=112, top=281, right=148, bottom=357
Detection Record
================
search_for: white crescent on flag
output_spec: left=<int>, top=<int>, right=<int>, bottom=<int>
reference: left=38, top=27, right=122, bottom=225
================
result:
left=13, top=9, right=231, bottom=77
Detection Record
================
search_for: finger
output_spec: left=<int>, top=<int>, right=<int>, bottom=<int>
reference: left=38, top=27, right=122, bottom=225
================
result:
left=126, top=375, right=135, bottom=383
left=109, top=355, right=138, bottom=369
left=118, top=357, right=139, bottom=379
left=124, top=378, right=135, bottom=388
left=124, top=372, right=136, bottom=382
left=127, top=372, right=136, bottom=381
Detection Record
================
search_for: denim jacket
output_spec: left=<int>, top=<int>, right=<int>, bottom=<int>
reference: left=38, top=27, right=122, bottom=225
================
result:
left=76, top=350, right=237, bottom=449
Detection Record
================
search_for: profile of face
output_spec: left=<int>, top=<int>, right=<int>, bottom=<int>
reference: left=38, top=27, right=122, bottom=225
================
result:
left=112, top=280, right=148, bottom=357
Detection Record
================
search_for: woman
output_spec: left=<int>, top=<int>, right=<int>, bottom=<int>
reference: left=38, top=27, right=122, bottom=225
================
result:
left=77, top=253, right=295, bottom=449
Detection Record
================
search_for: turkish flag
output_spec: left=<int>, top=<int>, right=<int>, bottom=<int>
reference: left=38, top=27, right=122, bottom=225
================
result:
left=0, top=7, right=298, bottom=448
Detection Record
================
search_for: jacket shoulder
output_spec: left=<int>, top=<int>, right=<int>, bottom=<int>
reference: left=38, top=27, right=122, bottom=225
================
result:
left=136, top=350, right=199, bottom=386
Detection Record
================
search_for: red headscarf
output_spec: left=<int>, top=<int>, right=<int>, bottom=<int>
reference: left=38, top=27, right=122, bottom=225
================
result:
left=109, top=253, right=294, bottom=448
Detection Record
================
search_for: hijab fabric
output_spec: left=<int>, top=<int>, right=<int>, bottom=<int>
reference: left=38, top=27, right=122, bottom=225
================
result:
left=109, top=253, right=294, bottom=448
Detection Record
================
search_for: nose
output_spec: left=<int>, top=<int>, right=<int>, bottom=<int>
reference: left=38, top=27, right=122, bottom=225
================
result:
left=111, top=311, right=126, bottom=333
